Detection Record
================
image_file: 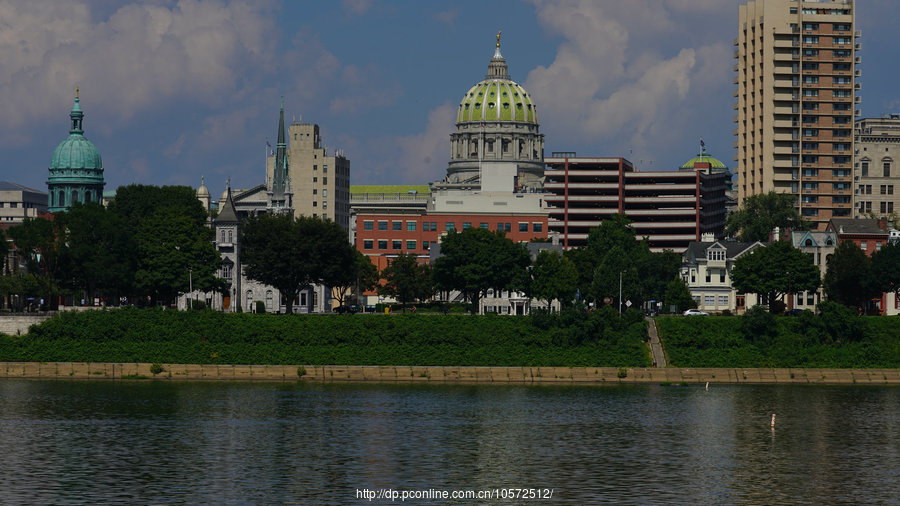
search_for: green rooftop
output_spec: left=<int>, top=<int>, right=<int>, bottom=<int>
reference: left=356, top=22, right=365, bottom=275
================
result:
left=351, top=185, right=431, bottom=195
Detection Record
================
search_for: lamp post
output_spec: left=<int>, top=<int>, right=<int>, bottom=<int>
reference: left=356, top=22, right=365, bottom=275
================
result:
left=619, top=270, right=624, bottom=315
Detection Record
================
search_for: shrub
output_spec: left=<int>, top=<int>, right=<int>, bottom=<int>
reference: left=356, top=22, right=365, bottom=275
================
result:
left=741, top=305, right=777, bottom=345
left=255, top=301, right=266, bottom=314
left=816, top=300, right=864, bottom=342
left=297, top=365, right=307, bottom=377
left=149, top=363, right=164, bottom=375
left=617, top=367, right=627, bottom=378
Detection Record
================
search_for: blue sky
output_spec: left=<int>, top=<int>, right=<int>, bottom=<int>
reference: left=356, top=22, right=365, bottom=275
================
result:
left=2, top=0, right=899, bottom=199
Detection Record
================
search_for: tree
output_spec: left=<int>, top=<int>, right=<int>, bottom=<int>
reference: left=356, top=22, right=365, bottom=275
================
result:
left=870, top=241, right=900, bottom=302
left=664, top=278, right=696, bottom=313
left=241, top=213, right=355, bottom=314
left=8, top=217, right=65, bottom=308
left=725, top=192, right=809, bottom=242
left=58, top=202, right=135, bottom=304
left=433, top=228, right=531, bottom=314
left=378, top=253, right=433, bottom=305
left=563, top=246, right=599, bottom=303
left=529, top=249, right=578, bottom=307
left=108, top=185, right=221, bottom=305
left=330, top=250, right=378, bottom=307
left=824, top=240, right=879, bottom=311
left=731, top=240, right=820, bottom=312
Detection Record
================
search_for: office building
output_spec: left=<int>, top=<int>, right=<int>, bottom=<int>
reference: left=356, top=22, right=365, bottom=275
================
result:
left=854, top=116, right=900, bottom=219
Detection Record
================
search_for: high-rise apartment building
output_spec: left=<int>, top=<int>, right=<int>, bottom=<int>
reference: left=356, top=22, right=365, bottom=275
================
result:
left=736, top=0, right=859, bottom=230
left=267, top=122, right=351, bottom=230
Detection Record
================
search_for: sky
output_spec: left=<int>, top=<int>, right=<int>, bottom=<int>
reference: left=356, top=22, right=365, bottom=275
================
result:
left=3, top=0, right=900, bottom=199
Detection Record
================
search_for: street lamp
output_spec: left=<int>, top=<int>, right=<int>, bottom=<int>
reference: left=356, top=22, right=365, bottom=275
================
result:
left=619, top=270, right=624, bottom=315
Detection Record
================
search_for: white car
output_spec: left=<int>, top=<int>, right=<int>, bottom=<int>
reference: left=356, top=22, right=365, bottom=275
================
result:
left=683, top=309, right=709, bottom=316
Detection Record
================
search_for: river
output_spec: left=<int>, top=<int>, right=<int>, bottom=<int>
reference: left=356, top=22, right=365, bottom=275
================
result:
left=0, top=380, right=897, bottom=504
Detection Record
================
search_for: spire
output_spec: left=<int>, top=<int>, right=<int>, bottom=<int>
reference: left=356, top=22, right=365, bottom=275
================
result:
left=216, top=182, right=240, bottom=224
left=70, top=88, right=84, bottom=135
left=273, top=96, right=288, bottom=191
left=487, top=30, right=509, bottom=79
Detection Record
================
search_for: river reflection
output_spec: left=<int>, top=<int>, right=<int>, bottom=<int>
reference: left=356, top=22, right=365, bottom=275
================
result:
left=0, top=380, right=897, bottom=504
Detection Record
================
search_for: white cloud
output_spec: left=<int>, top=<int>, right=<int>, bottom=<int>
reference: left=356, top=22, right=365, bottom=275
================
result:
left=0, top=0, right=277, bottom=136
left=341, top=0, right=373, bottom=16
left=524, top=0, right=735, bottom=165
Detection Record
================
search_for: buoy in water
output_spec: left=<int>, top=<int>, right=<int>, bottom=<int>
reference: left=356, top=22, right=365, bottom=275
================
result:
left=771, top=413, right=776, bottom=428
left=705, top=381, right=709, bottom=390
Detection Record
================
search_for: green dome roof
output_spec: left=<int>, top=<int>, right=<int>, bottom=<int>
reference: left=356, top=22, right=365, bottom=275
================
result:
left=680, top=146, right=727, bottom=171
left=457, top=79, right=537, bottom=124
left=51, top=135, right=102, bottom=170
left=457, top=41, right=538, bottom=125
left=49, top=95, right=103, bottom=173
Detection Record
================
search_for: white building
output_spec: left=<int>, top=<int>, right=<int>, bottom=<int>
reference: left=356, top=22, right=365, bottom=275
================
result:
left=681, top=235, right=763, bottom=313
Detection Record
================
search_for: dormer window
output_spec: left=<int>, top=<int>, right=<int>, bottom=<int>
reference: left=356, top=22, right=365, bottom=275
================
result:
left=708, top=249, right=725, bottom=262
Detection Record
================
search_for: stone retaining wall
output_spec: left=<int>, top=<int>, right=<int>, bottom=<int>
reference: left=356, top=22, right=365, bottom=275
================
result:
left=2, top=362, right=899, bottom=385
left=0, top=315, right=53, bottom=336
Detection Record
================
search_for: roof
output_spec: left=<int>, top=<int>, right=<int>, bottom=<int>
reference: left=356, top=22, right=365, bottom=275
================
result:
left=351, top=185, right=431, bottom=195
left=215, top=187, right=240, bottom=224
left=828, top=218, right=888, bottom=236
left=680, top=146, right=728, bottom=171
left=683, top=240, right=760, bottom=261
left=791, top=230, right=836, bottom=248
left=0, top=181, right=46, bottom=194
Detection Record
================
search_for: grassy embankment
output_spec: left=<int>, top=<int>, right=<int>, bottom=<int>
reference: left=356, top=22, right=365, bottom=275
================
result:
left=658, top=311, right=900, bottom=368
left=0, top=307, right=651, bottom=367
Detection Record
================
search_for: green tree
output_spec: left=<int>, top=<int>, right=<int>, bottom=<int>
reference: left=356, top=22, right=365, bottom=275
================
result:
left=870, top=241, right=900, bottom=303
left=732, top=240, right=820, bottom=312
left=664, top=278, right=696, bottom=313
left=8, top=217, right=65, bottom=308
left=330, top=250, right=378, bottom=307
left=529, top=249, right=578, bottom=307
left=725, top=192, right=809, bottom=242
left=378, top=253, right=433, bottom=305
left=563, top=246, right=599, bottom=303
left=108, top=184, right=221, bottom=305
left=58, top=202, right=136, bottom=304
left=240, top=213, right=355, bottom=314
left=824, top=240, right=879, bottom=311
left=433, top=228, right=531, bottom=314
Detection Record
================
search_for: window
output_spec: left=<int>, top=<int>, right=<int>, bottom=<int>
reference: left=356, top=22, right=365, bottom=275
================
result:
left=833, top=49, right=851, bottom=58
left=833, top=23, right=851, bottom=31
left=861, top=161, right=870, bottom=176
left=833, top=36, right=851, bottom=45
left=834, top=156, right=850, bottom=165
left=803, top=169, right=818, bottom=177
left=803, top=182, right=819, bottom=190
left=803, top=49, right=819, bottom=57
left=884, top=160, right=892, bottom=177
left=223, top=263, right=232, bottom=279
left=392, top=221, right=401, bottom=231
left=834, top=76, right=851, bottom=85
left=246, top=291, right=253, bottom=312
left=266, top=291, right=273, bottom=311
left=803, top=129, right=818, bottom=137
left=802, top=115, right=818, bottom=123
left=423, top=241, right=430, bottom=250
left=704, top=295, right=715, bottom=306
left=802, top=90, right=818, bottom=97
left=802, top=155, right=818, bottom=164
left=406, top=240, right=416, bottom=250
left=323, top=177, right=327, bottom=185
left=834, top=196, right=851, bottom=204
left=313, top=165, right=317, bottom=171
left=833, top=183, right=850, bottom=191
left=364, top=220, right=374, bottom=231
left=718, top=295, right=729, bottom=306
left=363, top=239, right=373, bottom=249
left=462, top=222, right=471, bottom=229
left=431, top=222, right=437, bottom=231
left=877, top=241, right=883, bottom=251
left=378, top=221, right=388, bottom=231
left=802, top=142, right=819, bottom=150
left=861, top=241, right=868, bottom=251
left=803, top=23, right=818, bottom=31
left=533, top=223, right=543, bottom=233
left=719, top=270, right=726, bottom=283
left=881, top=185, right=888, bottom=195
left=407, top=221, right=416, bottom=231
left=802, top=195, right=818, bottom=204
left=803, top=36, right=818, bottom=44
left=802, top=76, right=818, bottom=84
left=221, top=230, right=226, bottom=243
left=833, top=129, right=851, bottom=137
left=378, top=240, right=387, bottom=250
left=323, top=189, right=327, bottom=197
left=228, top=230, right=233, bottom=243
left=803, top=102, right=818, bottom=110
left=833, top=90, right=852, bottom=98
left=312, top=201, right=317, bottom=207
left=479, top=223, right=489, bottom=229
left=833, top=143, right=851, bottom=151
left=707, top=250, right=725, bottom=261
left=705, top=270, right=711, bottom=283
left=392, top=240, right=402, bottom=250
left=313, top=177, right=318, bottom=183
left=519, top=222, right=528, bottom=232
left=423, top=221, right=430, bottom=232
left=446, top=222, right=455, bottom=231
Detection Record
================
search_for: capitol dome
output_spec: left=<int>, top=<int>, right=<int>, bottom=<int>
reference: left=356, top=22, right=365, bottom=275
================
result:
left=444, top=32, right=545, bottom=188
left=47, top=90, right=105, bottom=212
left=680, top=145, right=728, bottom=172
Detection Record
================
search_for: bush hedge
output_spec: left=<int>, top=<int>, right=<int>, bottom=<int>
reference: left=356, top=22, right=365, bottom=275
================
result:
left=0, top=306, right=651, bottom=367
left=658, top=311, right=900, bottom=368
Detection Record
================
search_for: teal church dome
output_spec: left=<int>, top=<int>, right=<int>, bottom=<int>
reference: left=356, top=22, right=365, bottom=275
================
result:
left=47, top=89, right=105, bottom=212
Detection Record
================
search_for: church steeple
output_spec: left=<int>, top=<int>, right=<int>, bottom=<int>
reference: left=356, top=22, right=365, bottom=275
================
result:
left=267, top=96, right=293, bottom=214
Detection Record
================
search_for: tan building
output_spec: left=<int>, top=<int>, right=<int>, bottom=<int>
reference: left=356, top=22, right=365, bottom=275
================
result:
left=736, top=0, right=859, bottom=230
left=0, top=182, right=47, bottom=225
left=267, top=122, right=351, bottom=230
left=854, top=116, right=900, bottom=220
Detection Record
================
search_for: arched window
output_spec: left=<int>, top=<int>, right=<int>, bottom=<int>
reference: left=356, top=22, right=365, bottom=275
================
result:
left=58, top=191, right=64, bottom=207
left=805, top=239, right=813, bottom=246
left=266, top=290, right=273, bottom=311
left=246, top=291, right=253, bottom=312
left=85, top=191, right=92, bottom=203
left=72, top=190, right=79, bottom=203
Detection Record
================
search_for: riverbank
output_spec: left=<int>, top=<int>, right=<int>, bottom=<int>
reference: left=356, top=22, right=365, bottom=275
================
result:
left=3, top=361, right=899, bottom=385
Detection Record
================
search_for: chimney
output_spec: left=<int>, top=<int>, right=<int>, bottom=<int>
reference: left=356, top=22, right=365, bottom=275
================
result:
left=701, top=232, right=715, bottom=242
left=878, top=218, right=887, bottom=231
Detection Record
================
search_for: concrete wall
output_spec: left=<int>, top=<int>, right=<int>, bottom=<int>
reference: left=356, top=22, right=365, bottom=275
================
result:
left=0, top=315, right=52, bottom=335
left=1, top=362, right=898, bottom=385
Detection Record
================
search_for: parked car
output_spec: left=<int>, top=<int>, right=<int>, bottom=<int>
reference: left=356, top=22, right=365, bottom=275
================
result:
left=334, top=305, right=359, bottom=314
left=683, top=309, right=709, bottom=316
